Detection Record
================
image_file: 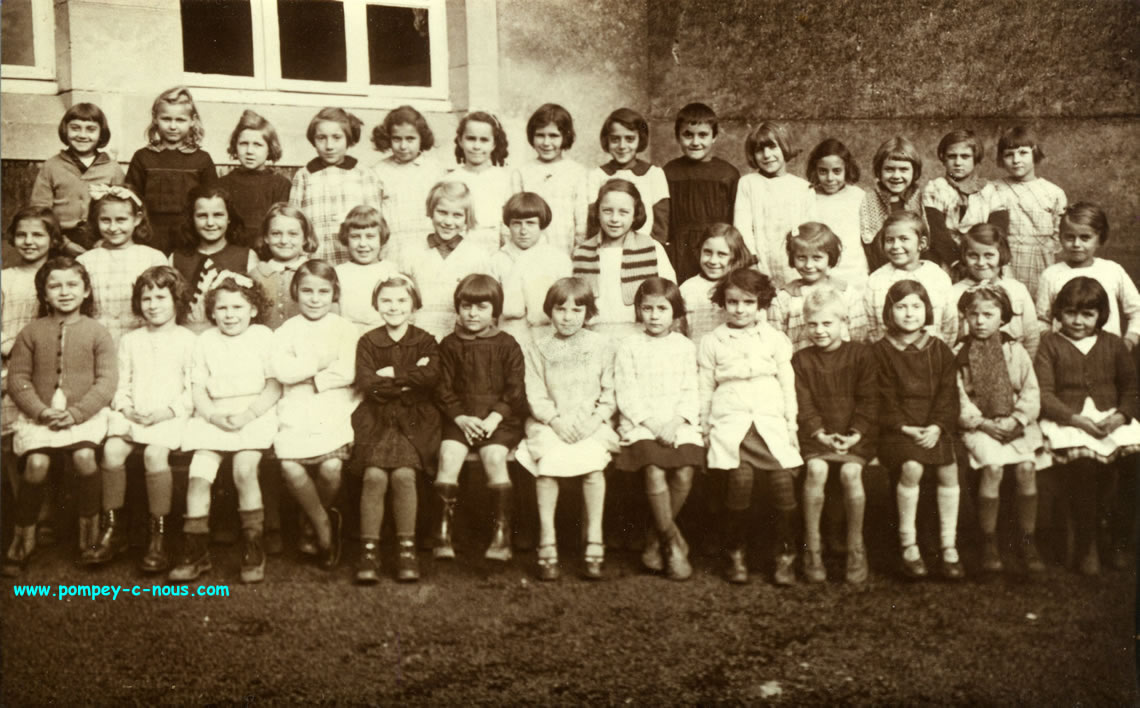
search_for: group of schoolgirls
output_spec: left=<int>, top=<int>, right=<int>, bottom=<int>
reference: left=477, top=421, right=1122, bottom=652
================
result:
left=3, top=87, right=1138, bottom=590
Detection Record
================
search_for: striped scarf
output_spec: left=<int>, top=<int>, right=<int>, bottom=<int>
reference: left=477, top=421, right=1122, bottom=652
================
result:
left=572, top=231, right=658, bottom=305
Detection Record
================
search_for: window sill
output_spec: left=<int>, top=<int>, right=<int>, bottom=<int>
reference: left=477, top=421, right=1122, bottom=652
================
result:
left=185, top=85, right=453, bottom=112
left=0, top=77, right=59, bottom=95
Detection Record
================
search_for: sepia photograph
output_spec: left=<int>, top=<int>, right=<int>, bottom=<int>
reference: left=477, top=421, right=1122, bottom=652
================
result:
left=1, top=0, right=1138, bottom=703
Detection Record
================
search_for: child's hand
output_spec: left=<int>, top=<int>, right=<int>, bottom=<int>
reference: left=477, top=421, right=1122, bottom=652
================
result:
left=900, top=425, right=923, bottom=441
left=1070, top=414, right=1108, bottom=439
left=641, top=416, right=667, bottom=438
left=49, top=411, right=77, bottom=430
left=978, top=420, right=1006, bottom=443
left=914, top=425, right=942, bottom=449
left=837, top=431, right=862, bottom=451
left=1125, top=333, right=1138, bottom=352
left=482, top=412, right=503, bottom=437
left=455, top=415, right=486, bottom=444
left=416, top=357, right=430, bottom=367
left=657, top=417, right=684, bottom=447
left=210, top=412, right=241, bottom=432
left=230, top=410, right=256, bottom=431
left=37, top=408, right=67, bottom=426
left=551, top=416, right=580, bottom=444
left=1098, top=412, right=1128, bottom=435
left=376, top=366, right=396, bottom=378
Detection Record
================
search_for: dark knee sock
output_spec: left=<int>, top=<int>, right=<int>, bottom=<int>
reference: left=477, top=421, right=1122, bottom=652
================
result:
left=1069, top=459, right=1099, bottom=553
left=978, top=496, right=1000, bottom=536
left=16, top=479, right=45, bottom=526
left=726, top=466, right=754, bottom=511
left=76, top=472, right=102, bottom=517
left=102, top=463, right=127, bottom=511
left=769, top=468, right=797, bottom=550
left=145, top=469, right=173, bottom=517
left=1016, top=494, right=1037, bottom=537
left=239, top=508, right=264, bottom=533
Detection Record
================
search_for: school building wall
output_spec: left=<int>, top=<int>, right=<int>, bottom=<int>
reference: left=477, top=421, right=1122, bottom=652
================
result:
left=2, top=0, right=1138, bottom=276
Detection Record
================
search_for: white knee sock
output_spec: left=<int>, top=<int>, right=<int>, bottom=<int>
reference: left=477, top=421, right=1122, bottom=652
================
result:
left=937, top=486, right=960, bottom=550
left=897, top=484, right=920, bottom=548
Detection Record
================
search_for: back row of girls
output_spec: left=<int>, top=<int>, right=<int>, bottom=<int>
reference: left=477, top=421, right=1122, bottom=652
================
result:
left=4, top=176, right=1137, bottom=586
left=31, top=88, right=1079, bottom=302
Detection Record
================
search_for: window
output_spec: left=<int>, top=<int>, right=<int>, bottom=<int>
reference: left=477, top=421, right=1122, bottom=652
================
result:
left=1, top=0, right=55, bottom=81
left=181, top=0, right=446, bottom=100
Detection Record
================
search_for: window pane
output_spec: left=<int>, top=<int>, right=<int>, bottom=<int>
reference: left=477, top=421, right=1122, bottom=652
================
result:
left=278, top=0, right=346, bottom=83
left=181, top=0, right=254, bottom=76
left=1, top=0, right=36, bottom=67
left=366, top=5, right=431, bottom=87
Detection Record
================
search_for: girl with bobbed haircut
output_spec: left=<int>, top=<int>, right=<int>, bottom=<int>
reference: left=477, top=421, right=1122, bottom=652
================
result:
left=785, top=221, right=843, bottom=269
left=594, top=178, right=648, bottom=233
left=872, top=136, right=924, bottom=185
left=1061, top=201, right=1109, bottom=244
left=956, top=282, right=1014, bottom=324
left=203, top=274, right=269, bottom=326
left=997, top=125, right=1045, bottom=164
left=257, top=202, right=320, bottom=261
left=633, top=276, right=684, bottom=322
left=289, top=259, right=341, bottom=304
left=806, top=137, right=860, bottom=186
left=599, top=108, right=649, bottom=153
left=1050, top=276, right=1111, bottom=331
left=453, top=111, right=509, bottom=166
left=371, top=275, right=422, bottom=312
left=527, top=103, right=576, bottom=151
left=58, top=103, right=112, bottom=150
left=502, top=191, right=553, bottom=229
left=937, top=129, right=984, bottom=164
left=424, top=180, right=477, bottom=230
left=227, top=109, right=283, bottom=163
left=882, top=279, right=935, bottom=333
left=453, top=273, right=504, bottom=319
left=744, top=121, right=800, bottom=168
left=306, top=107, right=364, bottom=147
left=130, top=265, right=192, bottom=325
left=336, top=204, right=389, bottom=249
left=711, top=268, right=776, bottom=311
left=962, top=223, right=1013, bottom=266
left=372, top=105, right=435, bottom=152
left=7, top=206, right=64, bottom=252
left=543, top=276, right=598, bottom=321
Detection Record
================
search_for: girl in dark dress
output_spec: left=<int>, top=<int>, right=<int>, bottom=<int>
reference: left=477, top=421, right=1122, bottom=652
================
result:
left=872, top=280, right=961, bottom=581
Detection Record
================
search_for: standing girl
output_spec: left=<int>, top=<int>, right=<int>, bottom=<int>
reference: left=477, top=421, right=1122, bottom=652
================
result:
left=678, top=224, right=752, bottom=344
left=218, top=110, right=291, bottom=249
left=586, top=108, right=670, bottom=243
left=518, top=277, right=618, bottom=580
left=1035, top=277, right=1140, bottom=575
left=444, top=111, right=513, bottom=254
left=488, top=192, right=572, bottom=349
left=172, top=273, right=281, bottom=583
left=401, top=181, right=489, bottom=341
left=351, top=276, right=440, bottom=583
left=31, top=103, right=125, bottom=254
left=171, top=185, right=259, bottom=333
left=516, top=104, right=589, bottom=253
left=615, top=278, right=705, bottom=580
left=572, top=179, right=676, bottom=341
left=77, top=186, right=167, bottom=345
left=273, top=261, right=360, bottom=572
left=125, top=86, right=216, bottom=255
left=433, top=275, right=526, bottom=562
left=859, top=137, right=926, bottom=272
left=951, top=223, right=1040, bottom=358
left=803, top=138, right=868, bottom=292
left=872, top=280, right=962, bottom=581
left=792, top=287, right=878, bottom=584
left=3, top=257, right=116, bottom=576
left=371, top=106, right=445, bottom=264
left=698, top=269, right=802, bottom=585
left=733, top=121, right=812, bottom=286
left=250, top=203, right=318, bottom=330
left=290, top=107, right=384, bottom=264
left=955, top=284, right=1048, bottom=574
left=334, top=205, right=399, bottom=336
left=91, top=266, right=196, bottom=571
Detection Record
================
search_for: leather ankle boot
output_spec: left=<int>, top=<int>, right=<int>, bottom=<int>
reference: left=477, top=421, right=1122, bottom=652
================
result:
left=485, top=486, right=513, bottom=562
left=85, top=508, right=127, bottom=565
left=139, top=515, right=169, bottom=573
left=433, top=483, right=459, bottom=559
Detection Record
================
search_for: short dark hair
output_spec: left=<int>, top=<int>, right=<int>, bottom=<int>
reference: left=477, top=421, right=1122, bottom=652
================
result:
left=454, top=273, right=504, bottom=319
left=744, top=122, right=799, bottom=168
left=634, top=277, right=684, bottom=321
left=937, top=129, right=983, bottom=165
left=307, top=107, right=364, bottom=148
left=698, top=223, right=755, bottom=272
left=957, top=283, right=1013, bottom=325
left=882, top=279, right=934, bottom=333
left=806, top=137, right=860, bottom=186
left=997, top=126, right=1044, bottom=164
left=872, top=136, right=923, bottom=185
left=711, top=268, right=775, bottom=310
left=372, top=105, right=435, bottom=152
left=182, top=184, right=244, bottom=251
left=674, top=102, right=718, bottom=139
left=1062, top=201, right=1109, bottom=244
left=543, top=277, right=598, bottom=321
left=786, top=222, right=842, bottom=269
left=6, top=206, right=63, bottom=252
left=962, top=223, right=1012, bottom=267
left=59, top=103, right=111, bottom=149
left=131, top=265, right=191, bottom=324
left=1052, top=276, right=1110, bottom=331
left=35, top=256, right=95, bottom=317
left=289, top=259, right=340, bottom=304
left=600, top=108, right=649, bottom=153
left=502, top=192, right=552, bottom=229
left=527, top=103, right=575, bottom=151
left=594, top=179, right=647, bottom=233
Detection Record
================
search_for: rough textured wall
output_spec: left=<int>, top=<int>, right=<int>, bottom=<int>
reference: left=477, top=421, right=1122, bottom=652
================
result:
left=497, top=0, right=649, bottom=169
left=646, top=0, right=1140, bottom=276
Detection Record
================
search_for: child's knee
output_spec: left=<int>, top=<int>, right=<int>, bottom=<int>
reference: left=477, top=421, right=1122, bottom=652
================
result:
left=673, top=466, right=694, bottom=488
left=188, top=454, right=221, bottom=484
left=24, top=454, right=51, bottom=484
left=318, top=460, right=343, bottom=486
left=363, top=467, right=388, bottom=487
left=390, top=467, right=416, bottom=490
left=936, top=463, right=959, bottom=487
left=645, top=465, right=668, bottom=493
left=1014, top=462, right=1036, bottom=489
left=838, top=463, right=863, bottom=489
left=232, top=460, right=260, bottom=489
left=142, top=446, right=170, bottom=472
left=279, top=461, right=306, bottom=486
left=805, top=459, right=829, bottom=487
left=899, top=461, right=924, bottom=486
left=981, top=465, right=1004, bottom=488
left=102, top=438, right=132, bottom=468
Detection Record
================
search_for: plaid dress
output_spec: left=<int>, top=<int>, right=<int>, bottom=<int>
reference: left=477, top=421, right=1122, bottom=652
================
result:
left=863, top=262, right=959, bottom=344
left=289, top=156, right=383, bottom=265
left=516, top=158, right=590, bottom=254
left=769, top=278, right=869, bottom=352
left=372, top=154, right=446, bottom=264
left=989, top=177, right=1066, bottom=298
left=77, top=243, right=167, bottom=346
left=679, top=274, right=725, bottom=345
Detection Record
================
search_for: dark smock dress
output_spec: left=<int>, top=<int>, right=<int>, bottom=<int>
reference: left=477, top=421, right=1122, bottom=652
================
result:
left=792, top=340, right=879, bottom=464
left=663, top=155, right=740, bottom=283
left=436, top=328, right=526, bottom=449
left=872, top=333, right=958, bottom=470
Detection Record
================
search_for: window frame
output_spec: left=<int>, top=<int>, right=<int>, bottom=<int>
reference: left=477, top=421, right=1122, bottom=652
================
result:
left=182, top=0, right=448, bottom=102
left=1, top=0, right=56, bottom=82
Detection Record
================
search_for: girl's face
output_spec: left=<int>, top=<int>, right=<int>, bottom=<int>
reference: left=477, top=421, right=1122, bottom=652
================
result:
left=266, top=215, right=306, bottom=262
left=1058, top=306, right=1099, bottom=340
left=880, top=159, right=914, bottom=195
left=96, top=200, right=141, bottom=248
left=678, top=122, right=716, bottom=162
left=192, top=196, right=229, bottom=247
left=44, top=267, right=89, bottom=317
left=458, top=300, right=495, bottom=335
left=1001, top=146, right=1035, bottom=181
left=347, top=227, right=382, bottom=265
left=598, top=191, right=635, bottom=242
left=375, top=285, right=414, bottom=329
left=1059, top=219, right=1099, bottom=267
left=314, top=120, right=348, bottom=166
left=66, top=119, right=101, bottom=157
left=942, top=142, right=976, bottom=181
left=890, top=293, right=927, bottom=334
left=724, top=285, right=761, bottom=328
left=815, top=155, right=846, bottom=195
left=532, top=122, right=564, bottom=163
left=389, top=123, right=422, bottom=164
left=236, top=129, right=270, bottom=170
left=156, top=102, right=193, bottom=147
left=140, top=285, right=176, bottom=328
left=699, top=236, right=733, bottom=280
left=963, top=237, right=1002, bottom=281
left=792, top=248, right=830, bottom=284
left=754, top=143, right=786, bottom=177
left=12, top=218, right=53, bottom=265
left=805, top=305, right=844, bottom=351
left=461, top=120, right=495, bottom=167
left=551, top=299, right=587, bottom=337
left=638, top=294, right=674, bottom=337
left=296, top=273, right=335, bottom=321
left=966, top=299, right=1003, bottom=341
left=508, top=216, right=542, bottom=251
left=882, top=223, right=923, bottom=269
left=606, top=123, right=639, bottom=167
left=431, top=198, right=468, bottom=240
left=212, top=289, right=256, bottom=337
